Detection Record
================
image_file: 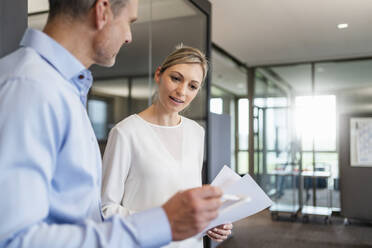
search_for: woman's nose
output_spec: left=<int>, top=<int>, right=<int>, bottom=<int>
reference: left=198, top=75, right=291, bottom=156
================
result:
left=176, top=84, right=187, bottom=96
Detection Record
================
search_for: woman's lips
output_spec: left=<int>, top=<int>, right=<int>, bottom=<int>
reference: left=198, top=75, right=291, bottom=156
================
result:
left=169, top=96, right=184, bottom=104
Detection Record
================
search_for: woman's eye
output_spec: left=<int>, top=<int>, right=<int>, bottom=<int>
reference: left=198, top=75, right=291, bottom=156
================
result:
left=190, top=84, right=198, bottom=90
left=171, top=76, right=180, bottom=82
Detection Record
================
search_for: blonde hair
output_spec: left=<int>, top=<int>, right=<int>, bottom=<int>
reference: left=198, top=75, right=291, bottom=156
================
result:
left=158, top=44, right=208, bottom=82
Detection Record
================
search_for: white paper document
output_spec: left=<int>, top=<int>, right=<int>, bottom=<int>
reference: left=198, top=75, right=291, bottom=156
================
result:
left=198, top=165, right=273, bottom=237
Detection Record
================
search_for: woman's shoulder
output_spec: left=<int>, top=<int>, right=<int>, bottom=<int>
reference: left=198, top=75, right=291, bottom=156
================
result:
left=181, top=116, right=205, bottom=134
left=110, top=114, right=143, bottom=135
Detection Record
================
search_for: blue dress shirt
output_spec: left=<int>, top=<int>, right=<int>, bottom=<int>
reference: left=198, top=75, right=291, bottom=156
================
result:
left=0, top=28, right=171, bottom=248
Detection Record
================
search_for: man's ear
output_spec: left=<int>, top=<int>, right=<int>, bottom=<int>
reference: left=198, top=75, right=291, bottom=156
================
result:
left=94, top=0, right=112, bottom=30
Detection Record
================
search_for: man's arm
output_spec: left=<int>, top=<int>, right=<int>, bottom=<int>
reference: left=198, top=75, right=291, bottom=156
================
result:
left=0, top=78, right=171, bottom=248
left=0, top=78, right=222, bottom=247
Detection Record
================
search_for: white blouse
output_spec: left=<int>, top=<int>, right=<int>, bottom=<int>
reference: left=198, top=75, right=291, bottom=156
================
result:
left=101, top=114, right=205, bottom=248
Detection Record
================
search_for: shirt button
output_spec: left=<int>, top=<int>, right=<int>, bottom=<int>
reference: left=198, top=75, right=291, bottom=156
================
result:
left=78, top=74, right=85, bottom=80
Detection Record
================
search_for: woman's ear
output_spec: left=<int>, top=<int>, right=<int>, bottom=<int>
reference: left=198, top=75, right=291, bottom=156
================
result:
left=154, top=67, right=162, bottom=85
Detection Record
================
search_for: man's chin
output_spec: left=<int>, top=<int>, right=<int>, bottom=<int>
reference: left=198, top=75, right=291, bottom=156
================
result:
left=96, top=57, right=116, bottom=68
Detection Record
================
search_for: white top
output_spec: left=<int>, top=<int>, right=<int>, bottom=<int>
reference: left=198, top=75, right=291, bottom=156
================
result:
left=101, top=114, right=205, bottom=248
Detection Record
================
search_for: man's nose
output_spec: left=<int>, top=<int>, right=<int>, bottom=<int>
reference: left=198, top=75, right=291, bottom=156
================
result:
left=124, top=32, right=132, bottom=44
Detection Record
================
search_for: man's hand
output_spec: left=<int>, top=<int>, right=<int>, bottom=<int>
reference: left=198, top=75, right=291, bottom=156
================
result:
left=207, top=223, right=233, bottom=242
left=162, top=185, right=222, bottom=241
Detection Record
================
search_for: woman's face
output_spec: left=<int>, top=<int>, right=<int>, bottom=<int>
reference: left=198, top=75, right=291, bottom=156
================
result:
left=155, top=63, right=203, bottom=114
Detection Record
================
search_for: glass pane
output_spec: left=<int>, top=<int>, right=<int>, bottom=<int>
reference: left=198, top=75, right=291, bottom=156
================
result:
left=28, top=0, right=48, bottom=14
left=315, top=60, right=372, bottom=94
left=314, top=96, right=336, bottom=151
left=266, top=108, right=289, bottom=151
left=315, top=153, right=337, bottom=173
left=211, top=49, right=247, bottom=96
left=183, top=87, right=206, bottom=120
left=266, top=152, right=290, bottom=173
left=264, top=64, right=312, bottom=96
left=295, top=96, right=314, bottom=151
left=302, top=152, right=314, bottom=171
left=238, top=99, right=249, bottom=150
left=131, top=77, right=153, bottom=115
left=28, top=0, right=48, bottom=29
left=211, top=46, right=247, bottom=172
left=315, top=152, right=339, bottom=208
left=238, top=151, right=248, bottom=175
left=90, top=78, right=129, bottom=133
left=210, top=98, right=223, bottom=114
left=295, top=95, right=336, bottom=151
left=88, top=99, right=108, bottom=141
left=258, top=108, right=264, bottom=150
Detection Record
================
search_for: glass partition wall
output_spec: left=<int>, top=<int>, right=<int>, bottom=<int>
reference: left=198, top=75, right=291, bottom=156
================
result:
left=253, top=68, right=297, bottom=217
left=210, top=46, right=248, bottom=172
left=229, top=58, right=372, bottom=220
left=255, top=59, right=372, bottom=218
left=28, top=0, right=211, bottom=176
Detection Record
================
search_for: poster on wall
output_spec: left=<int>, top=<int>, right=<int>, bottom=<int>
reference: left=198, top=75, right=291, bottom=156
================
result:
left=350, top=118, right=372, bottom=167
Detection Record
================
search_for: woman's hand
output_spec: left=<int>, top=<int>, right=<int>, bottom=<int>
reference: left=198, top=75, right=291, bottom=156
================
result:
left=207, top=223, right=233, bottom=242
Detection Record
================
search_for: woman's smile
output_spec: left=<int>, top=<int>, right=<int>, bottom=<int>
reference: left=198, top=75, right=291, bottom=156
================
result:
left=169, top=96, right=185, bottom=104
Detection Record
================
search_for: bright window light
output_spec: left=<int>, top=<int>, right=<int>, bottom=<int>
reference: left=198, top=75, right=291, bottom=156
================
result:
left=295, top=95, right=336, bottom=151
left=210, top=98, right=223, bottom=114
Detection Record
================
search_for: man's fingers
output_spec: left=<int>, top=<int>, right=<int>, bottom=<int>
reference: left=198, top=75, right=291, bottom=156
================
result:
left=195, top=185, right=222, bottom=199
left=201, top=198, right=222, bottom=211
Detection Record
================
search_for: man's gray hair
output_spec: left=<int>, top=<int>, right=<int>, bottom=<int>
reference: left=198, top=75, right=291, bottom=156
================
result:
left=48, top=0, right=129, bottom=19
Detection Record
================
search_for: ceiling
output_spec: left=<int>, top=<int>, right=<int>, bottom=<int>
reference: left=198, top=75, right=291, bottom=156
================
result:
left=210, top=0, right=372, bottom=66
left=27, top=0, right=372, bottom=99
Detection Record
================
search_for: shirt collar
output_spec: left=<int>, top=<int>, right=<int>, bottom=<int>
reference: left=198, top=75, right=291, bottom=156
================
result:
left=20, top=28, right=88, bottom=81
left=20, top=28, right=93, bottom=105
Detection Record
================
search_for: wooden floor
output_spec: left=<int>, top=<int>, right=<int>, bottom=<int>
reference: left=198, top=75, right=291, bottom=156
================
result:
left=217, top=210, right=372, bottom=248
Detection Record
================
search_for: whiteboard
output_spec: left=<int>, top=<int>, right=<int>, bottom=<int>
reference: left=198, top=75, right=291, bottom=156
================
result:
left=350, top=118, right=372, bottom=167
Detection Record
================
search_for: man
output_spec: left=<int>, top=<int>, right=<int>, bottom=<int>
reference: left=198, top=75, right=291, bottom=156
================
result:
left=0, top=0, right=224, bottom=247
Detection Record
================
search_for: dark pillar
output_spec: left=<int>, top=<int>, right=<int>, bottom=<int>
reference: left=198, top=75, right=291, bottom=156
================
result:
left=248, top=67, right=255, bottom=178
left=0, top=0, right=27, bottom=58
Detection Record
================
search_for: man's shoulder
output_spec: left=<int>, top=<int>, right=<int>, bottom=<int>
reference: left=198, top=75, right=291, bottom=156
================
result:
left=0, top=47, right=64, bottom=86
left=0, top=47, right=73, bottom=103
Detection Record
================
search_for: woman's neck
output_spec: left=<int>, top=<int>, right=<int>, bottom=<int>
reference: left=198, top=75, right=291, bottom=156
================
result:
left=138, top=103, right=181, bottom=126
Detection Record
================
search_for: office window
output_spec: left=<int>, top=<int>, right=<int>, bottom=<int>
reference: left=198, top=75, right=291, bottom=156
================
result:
left=295, top=95, right=336, bottom=152
left=210, top=98, right=223, bottom=114
left=238, top=98, right=249, bottom=150
left=88, top=99, right=108, bottom=141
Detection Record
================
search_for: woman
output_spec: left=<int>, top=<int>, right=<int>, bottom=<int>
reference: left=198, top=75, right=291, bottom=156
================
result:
left=101, top=45, right=232, bottom=247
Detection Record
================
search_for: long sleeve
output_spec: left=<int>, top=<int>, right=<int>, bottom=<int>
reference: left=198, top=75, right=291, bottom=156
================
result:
left=0, top=78, right=172, bottom=248
left=101, top=127, right=133, bottom=218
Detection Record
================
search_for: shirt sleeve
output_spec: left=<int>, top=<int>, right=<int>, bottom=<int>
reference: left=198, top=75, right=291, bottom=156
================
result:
left=101, top=126, right=134, bottom=219
left=0, top=78, right=171, bottom=248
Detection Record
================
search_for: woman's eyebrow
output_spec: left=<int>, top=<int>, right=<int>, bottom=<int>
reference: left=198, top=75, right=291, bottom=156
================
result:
left=192, top=79, right=201, bottom=84
left=170, top=71, right=184, bottom=79
left=170, top=71, right=200, bottom=85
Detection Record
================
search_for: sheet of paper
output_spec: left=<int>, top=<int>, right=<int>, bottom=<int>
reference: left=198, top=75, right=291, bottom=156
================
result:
left=211, top=165, right=241, bottom=188
left=197, top=165, right=273, bottom=237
